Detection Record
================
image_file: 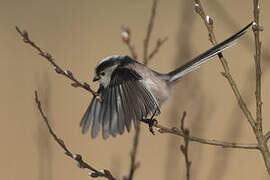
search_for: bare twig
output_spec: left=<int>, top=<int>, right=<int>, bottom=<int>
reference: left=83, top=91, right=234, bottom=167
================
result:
left=121, top=26, right=138, bottom=59
left=154, top=122, right=258, bottom=149
left=253, top=1, right=263, bottom=130
left=179, top=112, right=191, bottom=180
left=252, top=0, right=270, bottom=174
left=34, top=91, right=116, bottom=180
left=264, top=131, right=270, bottom=142
left=127, top=124, right=141, bottom=180
left=143, top=0, right=158, bottom=65
left=193, top=0, right=270, bottom=175
left=193, top=0, right=256, bottom=130
left=122, top=0, right=167, bottom=66
left=148, top=37, right=168, bottom=61
left=125, top=1, right=166, bottom=179
left=15, top=27, right=102, bottom=102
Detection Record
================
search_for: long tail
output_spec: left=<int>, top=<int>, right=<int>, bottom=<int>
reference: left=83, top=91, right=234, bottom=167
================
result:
left=166, top=22, right=253, bottom=84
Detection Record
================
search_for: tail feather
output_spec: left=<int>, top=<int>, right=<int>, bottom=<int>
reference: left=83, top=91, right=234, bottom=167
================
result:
left=167, top=22, right=253, bottom=84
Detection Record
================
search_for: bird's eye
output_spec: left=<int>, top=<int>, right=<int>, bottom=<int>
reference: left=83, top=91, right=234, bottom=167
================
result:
left=100, top=72, right=105, bottom=76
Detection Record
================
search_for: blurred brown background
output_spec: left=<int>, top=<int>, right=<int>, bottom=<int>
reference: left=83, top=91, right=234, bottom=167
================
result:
left=2, top=0, right=270, bottom=179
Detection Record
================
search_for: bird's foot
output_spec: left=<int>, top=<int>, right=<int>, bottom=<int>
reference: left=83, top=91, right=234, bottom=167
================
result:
left=141, top=117, right=158, bottom=135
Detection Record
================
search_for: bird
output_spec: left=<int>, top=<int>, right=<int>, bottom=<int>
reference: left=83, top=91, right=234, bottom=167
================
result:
left=80, top=22, right=253, bottom=139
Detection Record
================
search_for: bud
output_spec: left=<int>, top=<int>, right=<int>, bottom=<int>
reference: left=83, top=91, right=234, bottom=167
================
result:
left=64, top=70, right=73, bottom=77
left=121, top=31, right=129, bottom=43
left=54, top=66, right=62, bottom=74
left=121, top=26, right=131, bottom=43
left=71, top=82, right=79, bottom=87
left=252, top=22, right=264, bottom=32
left=194, top=3, right=201, bottom=14
left=45, top=52, right=52, bottom=59
left=88, top=170, right=99, bottom=177
left=206, top=15, right=213, bottom=25
left=77, top=162, right=83, bottom=168
left=122, top=26, right=131, bottom=35
left=22, top=30, right=29, bottom=43
left=72, top=154, right=77, bottom=159
left=252, top=22, right=257, bottom=31
left=83, top=82, right=90, bottom=90
left=72, top=154, right=82, bottom=161
left=180, top=145, right=186, bottom=153
left=103, top=169, right=111, bottom=176
left=58, top=138, right=64, bottom=145
left=99, top=169, right=105, bottom=174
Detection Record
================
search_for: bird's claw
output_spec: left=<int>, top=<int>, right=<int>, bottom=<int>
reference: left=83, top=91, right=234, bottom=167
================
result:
left=141, top=118, right=158, bottom=135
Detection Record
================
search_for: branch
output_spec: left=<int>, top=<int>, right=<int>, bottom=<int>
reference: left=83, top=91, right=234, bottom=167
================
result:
left=251, top=0, right=270, bottom=175
left=252, top=0, right=263, bottom=131
left=34, top=91, right=116, bottom=180
left=191, top=1, right=270, bottom=174
left=127, top=124, right=141, bottom=180
left=121, top=26, right=138, bottom=59
left=123, top=1, right=166, bottom=179
left=264, top=131, right=270, bottom=142
left=153, top=122, right=258, bottom=150
left=121, top=1, right=167, bottom=65
left=16, top=26, right=102, bottom=102
left=143, top=0, right=158, bottom=65
left=193, top=0, right=256, bottom=130
left=148, top=37, right=168, bottom=61
left=179, top=112, right=191, bottom=180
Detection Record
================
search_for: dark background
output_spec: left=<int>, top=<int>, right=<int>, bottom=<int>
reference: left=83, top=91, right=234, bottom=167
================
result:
left=2, top=0, right=270, bottom=179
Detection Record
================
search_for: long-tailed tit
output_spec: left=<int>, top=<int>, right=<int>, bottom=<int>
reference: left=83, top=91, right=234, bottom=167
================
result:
left=80, top=22, right=253, bottom=139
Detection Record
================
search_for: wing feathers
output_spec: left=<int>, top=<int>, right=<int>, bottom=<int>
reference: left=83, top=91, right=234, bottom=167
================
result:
left=80, top=98, right=96, bottom=134
left=109, top=87, right=118, bottom=136
left=102, top=90, right=111, bottom=139
left=92, top=99, right=101, bottom=138
left=120, top=83, right=133, bottom=132
left=115, top=86, right=126, bottom=134
left=81, top=67, right=160, bottom=139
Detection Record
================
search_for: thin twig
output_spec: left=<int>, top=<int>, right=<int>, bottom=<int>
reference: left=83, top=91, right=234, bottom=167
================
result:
left=253, top=0, right=262, bottom=131
left=252, top=0, right=270, bottom=174
left=179, top=112, right=191, bottom=180
left=127, top=125, right=141, bottom=180
left=122, top=0, right=167, bottom=66
left=15, top=26, right=102, bottom=102
left=193, top=0, right=270, bottom=174
left=34, top=91, right=116, bottom=180
left=121, top=26, right=138, bottom=59
left=143, top=0, right=158, bottom=65
left=126, top=1, right=164, bottom=179
left=264, top=131, right=270, bottom=142
left=148, top=37, right=168, bottom=61
left=154, top=122, right=258, bottom=149
left=193, top=0, right=256, bottom=131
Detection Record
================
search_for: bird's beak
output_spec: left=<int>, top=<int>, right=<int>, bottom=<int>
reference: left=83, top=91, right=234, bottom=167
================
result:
left=93, top=75, right=100, bottom=82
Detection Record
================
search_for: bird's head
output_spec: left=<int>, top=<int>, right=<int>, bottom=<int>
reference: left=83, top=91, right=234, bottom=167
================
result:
left=93, top=55, right=135, bottom=87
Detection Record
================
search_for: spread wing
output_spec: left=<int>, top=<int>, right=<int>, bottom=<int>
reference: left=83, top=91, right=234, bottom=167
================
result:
left=80, top=67, right=160, bottom=139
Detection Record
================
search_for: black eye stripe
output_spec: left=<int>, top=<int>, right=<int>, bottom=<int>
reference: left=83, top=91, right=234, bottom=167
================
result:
left=96, top=56, right=134, bottom=74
